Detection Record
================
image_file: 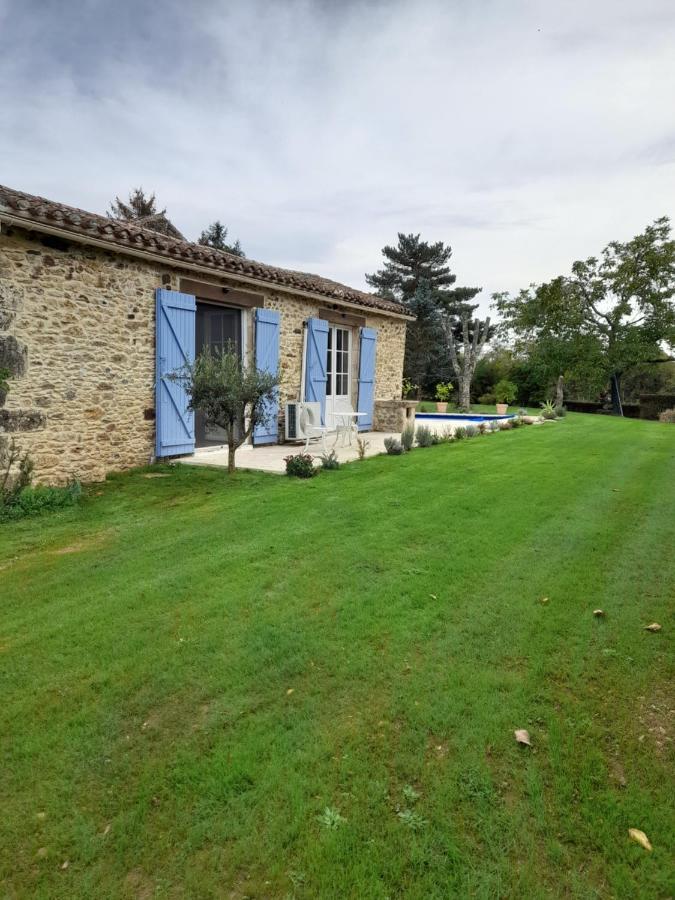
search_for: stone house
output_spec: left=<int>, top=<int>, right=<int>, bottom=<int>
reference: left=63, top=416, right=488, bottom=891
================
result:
left=0, top=184, right=414, bottom=484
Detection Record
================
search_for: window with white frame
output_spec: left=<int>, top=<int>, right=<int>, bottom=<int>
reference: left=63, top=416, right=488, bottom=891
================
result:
left=326, top=326, right=350, bottom=400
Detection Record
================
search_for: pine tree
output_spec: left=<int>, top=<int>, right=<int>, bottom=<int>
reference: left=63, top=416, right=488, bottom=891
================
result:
left=108, top=188, right=159, bottom=220
left=198, top=221, right=245, bottom=257
left=365, top=233, right=456, bottom=302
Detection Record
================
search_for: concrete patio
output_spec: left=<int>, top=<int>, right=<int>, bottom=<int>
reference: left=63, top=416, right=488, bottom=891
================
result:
left=178, top=431, right=402, bottom=474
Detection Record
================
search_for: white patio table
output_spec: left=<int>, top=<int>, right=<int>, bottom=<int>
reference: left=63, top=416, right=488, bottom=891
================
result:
left=332, top=411, right=367, bottom=447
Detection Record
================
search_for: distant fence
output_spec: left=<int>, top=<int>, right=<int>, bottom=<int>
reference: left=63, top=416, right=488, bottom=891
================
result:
left=564, top=395, right=675, bottom=419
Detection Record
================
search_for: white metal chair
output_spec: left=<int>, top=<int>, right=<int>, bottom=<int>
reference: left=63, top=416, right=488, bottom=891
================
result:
left=300, top=402, right=331, bottom=452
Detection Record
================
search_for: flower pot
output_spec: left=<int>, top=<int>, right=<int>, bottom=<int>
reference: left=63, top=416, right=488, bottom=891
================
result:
left=435, top=402, right=448, bottom=413
left=496, top=403, right=508, bottom=415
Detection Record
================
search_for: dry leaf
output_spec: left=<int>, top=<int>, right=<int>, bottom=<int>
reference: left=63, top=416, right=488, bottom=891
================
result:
left=60, top=860, right=69, bottom=870
left=593, top=609, right=605, bottom=617
left=644, top=623, right=662, bottom=632
left=514, top=729, right=531, bottom=746
left=429, top=594, right=438, bottom=600
left=540, top=597, right=549, bottom=605
left=286, top=688, right=294, bottom=695
left=628, top=828, right=652, bottom=851
left=102, top=824, right=111, bottom=836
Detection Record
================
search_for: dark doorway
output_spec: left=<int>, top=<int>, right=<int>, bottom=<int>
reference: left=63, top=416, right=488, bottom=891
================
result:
left=195, top=302, right=242, bottom=448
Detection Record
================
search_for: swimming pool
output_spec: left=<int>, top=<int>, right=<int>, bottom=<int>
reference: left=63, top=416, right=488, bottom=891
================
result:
left=415, top=413, right=515, bottom=422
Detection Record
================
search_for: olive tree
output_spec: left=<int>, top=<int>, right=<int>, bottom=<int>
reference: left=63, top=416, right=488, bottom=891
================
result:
left=174, top=349, right=280, bottom=473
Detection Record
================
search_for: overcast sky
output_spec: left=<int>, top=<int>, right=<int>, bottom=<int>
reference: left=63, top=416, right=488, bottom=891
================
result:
left=1, top=0, right=674, bottom=312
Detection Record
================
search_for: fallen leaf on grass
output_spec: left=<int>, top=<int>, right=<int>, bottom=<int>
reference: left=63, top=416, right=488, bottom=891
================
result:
left=593, top=609, right=605, bottom=617
left=514, top=729, right=531, bottom=746
left=644, top=623, right=662, bottom=632
left=540, top=597, right=549, bottom=605
left=429, top=594, right=438, bottom=600
left=628, top=828, right=652, bottom=851
left=60, top=860, right=69, bottom=870
left=286, top=688, right=295, bottom=695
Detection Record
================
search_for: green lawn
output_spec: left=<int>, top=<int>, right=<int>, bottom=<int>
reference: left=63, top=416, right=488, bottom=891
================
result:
left=1, top=415, right=673, bottom=899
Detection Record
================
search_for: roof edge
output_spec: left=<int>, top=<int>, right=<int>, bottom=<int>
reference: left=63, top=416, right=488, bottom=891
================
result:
left=0, top=212, right=416, bottom=321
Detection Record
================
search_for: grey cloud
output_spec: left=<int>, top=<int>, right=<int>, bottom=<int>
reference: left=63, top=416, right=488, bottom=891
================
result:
left=1, top=0, right=674, bottom=310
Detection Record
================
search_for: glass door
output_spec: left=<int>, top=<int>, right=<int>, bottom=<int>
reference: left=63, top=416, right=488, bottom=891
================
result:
left=195, top=302, right=242, bottom=447
left=325, top=326, right=351, bottom=426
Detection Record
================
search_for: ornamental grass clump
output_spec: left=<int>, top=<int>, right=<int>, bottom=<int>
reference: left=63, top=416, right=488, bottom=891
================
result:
left=415, top=425, right=434, bottom=448
left=320, top=450, right=340, bottom=470
left=401, top=425, right=415, bottom=452
left=454, top=426, right=467, bottom=441
left=464, top=424, right=478, bottom=438
left=384, top=437, right=404, bottom=455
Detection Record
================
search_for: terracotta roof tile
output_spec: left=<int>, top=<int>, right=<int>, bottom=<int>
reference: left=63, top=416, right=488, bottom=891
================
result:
left=0, top=184, right=411, bottom=318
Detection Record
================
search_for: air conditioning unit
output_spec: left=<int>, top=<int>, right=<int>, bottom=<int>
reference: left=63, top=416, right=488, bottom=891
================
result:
left=285, top=402, right=303, bottom=441
left=285, top=402, right=321, bottom=441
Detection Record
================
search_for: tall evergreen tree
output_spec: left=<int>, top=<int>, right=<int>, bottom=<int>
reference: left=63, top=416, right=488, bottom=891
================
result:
left=365, top=233, right=456, bottom=302
left=198, top=221, right=245, bottom=257
left=108, top=188, right=159, bottom=220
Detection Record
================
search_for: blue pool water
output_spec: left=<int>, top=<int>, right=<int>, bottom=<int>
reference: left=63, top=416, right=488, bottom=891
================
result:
left=415, top=413, right=515, bottom=422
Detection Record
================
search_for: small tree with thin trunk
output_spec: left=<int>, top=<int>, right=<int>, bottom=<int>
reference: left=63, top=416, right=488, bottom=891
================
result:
left=443, top=310, right=491, bottom=411
left=173, top=349, right=279, bottom=473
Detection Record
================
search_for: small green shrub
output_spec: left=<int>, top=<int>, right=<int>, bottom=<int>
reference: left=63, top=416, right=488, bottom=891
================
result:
left=402, top=378, right=418, bottom=399
left=356, top=437, right=369, bottom=460
left=489, top=420, right=501, bottom=433
left=429, top=433, right=442, bottom=445
left=540, top=400, right=557, bottom=420
left=441, top=427, right=455, bottom=442
left=464, top=424, right=478, bottom=438
left=320, top=450, right=340, bottom=470
left=494, top=380, right=518, bottom=405
left=518, top=408, right=528, bottom=417
left=478, top=392, right=496, bottom=405
left=284, top=453, right=317, bottom=478
left=384, top=437, right=404, bottom=455
left=477, top=422, right=488, bottom=435
left=435, top=382, right=453, bottom=402
left=415, top=426, right=434, bottom=448
left=659, top=407, right=675, bottom=423
left=510, top=416, right=522, bottom=428
left=555, top=404, right=566, bottom=417
left=0, top=481, right=81, bottom=522
left=401, top=425, right=415, bottom=452
left=454, top=426, right=467, bottom=441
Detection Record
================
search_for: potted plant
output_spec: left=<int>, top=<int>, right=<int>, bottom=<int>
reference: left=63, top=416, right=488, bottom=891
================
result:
left=494, top=379, right=517, bottom=415
left=435, top=381, right=453, bottom=412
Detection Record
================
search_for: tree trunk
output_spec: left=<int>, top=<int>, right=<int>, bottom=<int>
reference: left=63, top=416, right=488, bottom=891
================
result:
left=555, top=375, right=564, bottom=407
left=610, top=372, right=623, bottom=416
left=458, top=379, right=471, bottom=412
left=227, top=442, right=237, bottom=473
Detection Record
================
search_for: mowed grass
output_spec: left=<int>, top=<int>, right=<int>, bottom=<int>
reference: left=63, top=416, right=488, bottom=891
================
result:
left=1, top=416, right=673, bottom=899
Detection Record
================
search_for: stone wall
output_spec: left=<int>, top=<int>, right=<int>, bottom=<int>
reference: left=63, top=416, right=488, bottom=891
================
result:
left=0, top=226, right=407, bottom=483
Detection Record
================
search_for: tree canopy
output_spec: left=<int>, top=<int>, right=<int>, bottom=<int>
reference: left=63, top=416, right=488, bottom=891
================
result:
left=494, top=217, right=675, bottom=413
left=198, top=221, right=245, bottom=257
left=108, top=188, right=159, bottom=220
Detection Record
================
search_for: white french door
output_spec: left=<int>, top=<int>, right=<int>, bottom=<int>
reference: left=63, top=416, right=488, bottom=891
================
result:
left=325, top=325, right=351, bottom=426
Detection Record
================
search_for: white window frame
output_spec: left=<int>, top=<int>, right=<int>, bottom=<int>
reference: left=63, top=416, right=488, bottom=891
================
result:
left=325, top=325, right=351, bottom=426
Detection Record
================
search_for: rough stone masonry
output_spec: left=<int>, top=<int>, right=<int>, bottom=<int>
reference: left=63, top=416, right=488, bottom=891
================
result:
left=0, top=226, right=408, bottom=484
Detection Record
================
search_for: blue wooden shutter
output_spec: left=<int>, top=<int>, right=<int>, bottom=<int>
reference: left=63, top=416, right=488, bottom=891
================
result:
left=253, top=308, right=281, bottom=445
left=155, top=288, right=196, bottom=457
left=304, top=318, right=329, bottom=424
left=357, top=327, right=378, bottom=431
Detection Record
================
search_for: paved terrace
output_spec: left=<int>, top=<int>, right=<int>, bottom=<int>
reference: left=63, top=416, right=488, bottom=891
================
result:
left=179, top=430, right=402, bottom=474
